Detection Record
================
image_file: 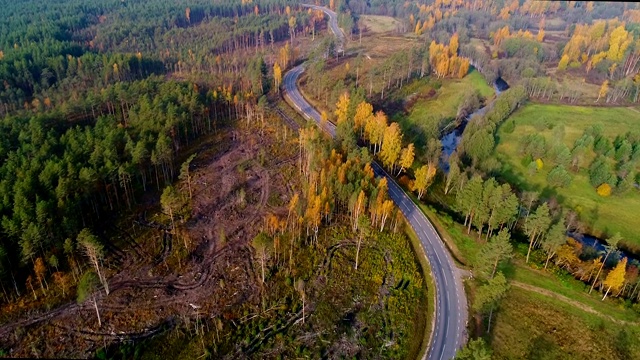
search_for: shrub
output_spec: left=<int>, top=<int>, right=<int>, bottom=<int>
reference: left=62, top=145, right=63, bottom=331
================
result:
left=502, top=119, right=516, bottom=133
left=569, top=61, right=582, bottom=69
left=398, top=175, right=412, bottom=188
left=533, top=117, right=549, bottom=132
left=547, top=165, right=572, bottom=188
left=589, top=155, right=615, bottom=187
left=596, top=183, right=612, bottom=197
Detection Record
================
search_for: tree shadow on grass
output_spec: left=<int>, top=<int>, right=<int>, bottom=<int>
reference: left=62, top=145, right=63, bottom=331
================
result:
left=539, top=185, right=565, bottom=205
left=586, top=204, right=600, bottom=234
left=614, top=328, right=631, bottom=360
left=498, top=259, right=517, bottom=280
left=526, top=334, right=564, bottom=360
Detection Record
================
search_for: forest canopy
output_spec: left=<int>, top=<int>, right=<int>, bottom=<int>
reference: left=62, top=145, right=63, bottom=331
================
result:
left=0, top=0, right=313, bottom=302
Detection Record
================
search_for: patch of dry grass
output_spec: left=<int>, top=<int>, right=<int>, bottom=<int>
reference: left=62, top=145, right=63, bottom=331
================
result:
left=491, top=287, right=640, bottom=360
left=359, top=15, right=400, bottom=34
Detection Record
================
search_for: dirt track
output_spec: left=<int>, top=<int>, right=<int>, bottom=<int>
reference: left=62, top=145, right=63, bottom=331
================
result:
left=510, top=281, right=636, bottom=325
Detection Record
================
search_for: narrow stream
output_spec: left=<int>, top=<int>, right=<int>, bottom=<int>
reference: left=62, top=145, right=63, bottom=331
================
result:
left=570, top=232, right=639, bottom=266
left=434, top=76, right=639, bottom=265
left=439, top=76, right=509, bottom=171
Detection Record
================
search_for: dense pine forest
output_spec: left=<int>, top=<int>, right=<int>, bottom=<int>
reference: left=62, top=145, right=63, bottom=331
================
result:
left=0, top=0, right=315, bottom=301
left=0, top=0, right=315, bottom=114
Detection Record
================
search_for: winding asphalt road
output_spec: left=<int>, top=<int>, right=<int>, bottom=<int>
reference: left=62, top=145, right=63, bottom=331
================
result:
left=284, top=5, right=468, bottom=360
left=303, top=4, right=344, bottom=52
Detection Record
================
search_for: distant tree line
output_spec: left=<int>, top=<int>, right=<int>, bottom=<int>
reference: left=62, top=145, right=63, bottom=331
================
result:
left=0, top=0, right=311, bottom=114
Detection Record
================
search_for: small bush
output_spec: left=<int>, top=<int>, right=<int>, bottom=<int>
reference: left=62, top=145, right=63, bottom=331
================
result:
left=596, top=183, right=612, bottom=197
left=502, top=119, right=516, bottom=134
left=533, top=117, right=548, bottom=131
left=569, top=61, right=582, bottom=69
left=546, top=121, right=555, bottom=130
left=398, top=175, right=412, bottom=188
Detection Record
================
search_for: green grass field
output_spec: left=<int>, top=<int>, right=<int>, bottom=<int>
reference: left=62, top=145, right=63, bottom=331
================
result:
left=495, top=103, right=640, bottom=248
left=393, top=70, right=494, bottom=150
left=507, top=259, right=640, bottom=323
left=492, top=287, right=640, bottom=360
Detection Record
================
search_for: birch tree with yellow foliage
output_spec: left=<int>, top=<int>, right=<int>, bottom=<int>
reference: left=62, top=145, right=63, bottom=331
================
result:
left=397, top=143, right=415, bottom=175
left=413, top=164, right=436, bottom=199
left=602, top=257, right=627, bottom=300
left=335, top=92, right=350, bottom=124
left=353, top=101, right=374, bottom=140
left=380, top=123, right=403, bottom=172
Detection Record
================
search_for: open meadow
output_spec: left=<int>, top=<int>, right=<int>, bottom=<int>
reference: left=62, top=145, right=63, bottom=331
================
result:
left=495, top=104, right=640, bottom=248
left=491, top=287, right=640, bottom=360
left=359, top=15, right=400, bottom=34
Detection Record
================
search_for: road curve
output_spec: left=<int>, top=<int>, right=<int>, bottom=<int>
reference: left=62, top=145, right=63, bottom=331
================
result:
left=302, top=4, right=345, bottom=51
left=283, top=5, right=468, bottom=360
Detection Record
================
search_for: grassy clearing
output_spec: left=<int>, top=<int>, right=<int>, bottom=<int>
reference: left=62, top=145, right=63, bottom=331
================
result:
left=491, top=287, right=640, bottom=360
left=469, top=37, right=488, bottom=53
left=359, top=15, right=400, bottom=34
left=554, top=76, right=601, bottom=101
left=495, top=103, right=640, bottom=246
left=393, top=70, right=494, bottom=150
left=353, top=34, right=416, bottom=60
left=505, top=258, right=640, bottom=323
left=545, top=17, right=567, bottom=30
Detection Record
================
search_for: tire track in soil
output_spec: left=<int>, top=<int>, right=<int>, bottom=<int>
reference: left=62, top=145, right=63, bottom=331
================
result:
left=0, top=126, right=294, bottom=356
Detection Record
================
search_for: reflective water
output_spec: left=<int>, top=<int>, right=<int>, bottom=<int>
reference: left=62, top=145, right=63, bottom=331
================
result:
left=439, top=77, right=510, bottom=171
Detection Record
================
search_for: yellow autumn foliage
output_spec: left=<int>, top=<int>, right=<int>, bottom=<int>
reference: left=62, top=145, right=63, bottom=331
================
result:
left=596, top=183, right=612, bottom=197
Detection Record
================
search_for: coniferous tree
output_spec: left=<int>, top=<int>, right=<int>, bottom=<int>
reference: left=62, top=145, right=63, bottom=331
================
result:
left=524, top=203, right=551, bottom=263
left=475, top=229, right=513, bottom=280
